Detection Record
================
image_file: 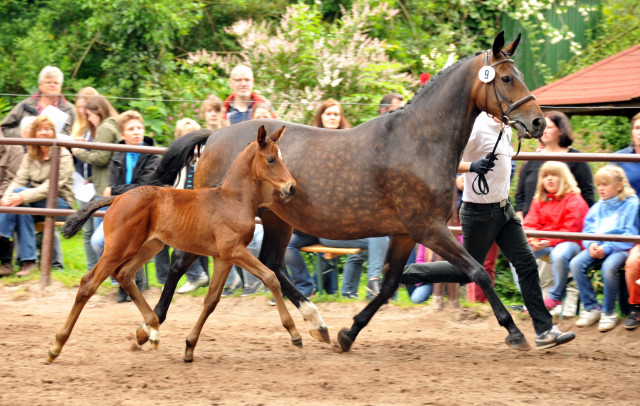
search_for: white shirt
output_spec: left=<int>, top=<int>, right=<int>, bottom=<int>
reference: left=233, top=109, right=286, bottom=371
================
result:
left=461, top=112, right=513, bottom=204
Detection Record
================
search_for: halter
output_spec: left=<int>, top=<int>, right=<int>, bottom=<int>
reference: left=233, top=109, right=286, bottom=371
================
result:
left=472, top=51, right=536, bottom=196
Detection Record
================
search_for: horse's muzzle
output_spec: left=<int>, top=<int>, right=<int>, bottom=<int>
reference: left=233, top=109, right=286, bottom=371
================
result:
left=280, top=183, right=296, bottom=201
left=513, top=116, right=545, bottom=139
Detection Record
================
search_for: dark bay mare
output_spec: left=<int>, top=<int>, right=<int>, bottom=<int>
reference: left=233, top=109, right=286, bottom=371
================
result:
left=143, top=32, right=545, bottom=351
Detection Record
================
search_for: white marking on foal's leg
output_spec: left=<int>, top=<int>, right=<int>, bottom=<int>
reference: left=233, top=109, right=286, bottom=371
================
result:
left=149, top=328, right=160, bottom=349
left=300, top=301, right=326, bottom=330
left=141, top=322, right=160, bottom=349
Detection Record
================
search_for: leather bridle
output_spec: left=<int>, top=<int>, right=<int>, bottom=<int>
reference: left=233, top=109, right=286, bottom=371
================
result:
left=483, top=50, right=536, bottom=132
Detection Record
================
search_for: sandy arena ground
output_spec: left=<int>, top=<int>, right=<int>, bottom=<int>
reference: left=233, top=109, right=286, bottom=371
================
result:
left=1, top=280, right=639, bottom=406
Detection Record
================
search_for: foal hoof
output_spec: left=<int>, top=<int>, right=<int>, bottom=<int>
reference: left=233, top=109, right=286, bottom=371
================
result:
left=47, top=349, right=58, bottom=363
left=309, top=326, right=331, bottom=344
left=136, top=323, right=149, bottom=345
left=337, top=328, right=354, bottom=352
left=505, top=332, right=532, bottom=351
left=291, top=337, right=303, bottom=348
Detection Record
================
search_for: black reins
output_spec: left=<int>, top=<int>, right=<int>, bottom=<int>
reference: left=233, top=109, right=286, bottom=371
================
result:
left=472, top=51, right=536, bottom=195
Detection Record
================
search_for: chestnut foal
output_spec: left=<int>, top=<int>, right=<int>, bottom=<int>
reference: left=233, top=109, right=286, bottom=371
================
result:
left=49, top=125, right=308, bottom=363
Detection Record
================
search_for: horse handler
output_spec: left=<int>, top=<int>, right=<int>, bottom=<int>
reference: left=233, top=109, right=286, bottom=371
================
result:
left=401, top=112, right=575, bottom=350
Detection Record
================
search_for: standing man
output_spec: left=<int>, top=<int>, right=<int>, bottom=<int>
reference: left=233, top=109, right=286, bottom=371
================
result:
left=1, top=66, right=75, bottom=138
left=221, top=64, right=272, bottom=295
left=223, top=64, right=273, bottom=126
left=401, top=112, right=576, bottom=350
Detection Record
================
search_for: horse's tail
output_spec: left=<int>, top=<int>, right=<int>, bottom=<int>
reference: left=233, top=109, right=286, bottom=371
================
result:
left=147, top=129, right=214, bottom=187
left=61, top=197, right=116, bottom=238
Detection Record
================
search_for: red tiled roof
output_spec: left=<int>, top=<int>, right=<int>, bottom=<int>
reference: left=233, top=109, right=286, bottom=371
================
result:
left=533, top=43, right=640, bottom=106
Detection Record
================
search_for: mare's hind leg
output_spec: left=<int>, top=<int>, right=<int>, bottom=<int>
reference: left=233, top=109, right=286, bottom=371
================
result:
left=137, top=249, right=199, bottom=345
left=337, top=234, right=415, bottom=352
left=117, top=240, right=165, bottom=349
left=48, top=255, right=126, bottom=362
left=184, top=257, right=232, bottom=362
left=260, top=211, right=329, bottom=344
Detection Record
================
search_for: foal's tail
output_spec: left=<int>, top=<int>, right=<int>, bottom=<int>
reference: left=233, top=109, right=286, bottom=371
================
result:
left=147, top=129, right=214, bottom=187
left=61, top=197, right=116, bottom=238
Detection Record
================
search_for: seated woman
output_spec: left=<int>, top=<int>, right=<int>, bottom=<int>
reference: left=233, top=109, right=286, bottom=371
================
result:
left=570, top=165, right=640, bottom=332
left=522, top=161, right=589, bottom=310
left=0, top=116, right=74, bottom=276
left=90, top=110, right=161, bottom=301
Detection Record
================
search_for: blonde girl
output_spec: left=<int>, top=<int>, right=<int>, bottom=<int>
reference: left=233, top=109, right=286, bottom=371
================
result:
left=570, top=165, right=640, bottom=332
left=70, top=87, right=100, bottom=140
left=523, top=161, right=589, bottom=310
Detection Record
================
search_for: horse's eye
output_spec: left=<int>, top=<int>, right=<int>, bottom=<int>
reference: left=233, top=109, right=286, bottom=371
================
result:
left=267, top=157, right=276, bottom=164
left=501, top=76, right=512, bottom=84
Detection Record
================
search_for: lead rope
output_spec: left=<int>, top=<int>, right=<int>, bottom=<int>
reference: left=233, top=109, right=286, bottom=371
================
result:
left=473, top=51, right=507, bottom=196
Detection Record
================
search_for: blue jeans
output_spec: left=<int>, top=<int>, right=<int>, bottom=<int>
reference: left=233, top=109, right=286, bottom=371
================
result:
left=78, top=198, right=102, bottom=271
left=410, top=283, right=433, bottom=304
left=319, top=237, right=389, bottom=297
left=0, top=187, right=71, bottom=262
left=543, top=241, right=582, bottom=301
left=570, top=248, right=629, bottom=314
left=284, top=232, right=318, bottom=297
left=241, top=224, right=263, bottom=287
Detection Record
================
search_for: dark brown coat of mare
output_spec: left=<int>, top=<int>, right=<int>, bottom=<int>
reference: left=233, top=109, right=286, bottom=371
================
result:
left=48, top=126, right=313, bottom=363
left=143, top=32, right=546, bottom=352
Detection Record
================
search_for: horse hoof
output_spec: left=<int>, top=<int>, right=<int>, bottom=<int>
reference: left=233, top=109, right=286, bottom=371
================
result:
left=47, top=349, right=58, bottom=363
left=505, top=332, right=532, bottom=351
left=292, top=337, right=303, bottom=348
left=150, top=339, right=159, bottom=350
left=183, top=356, right=193, bottom=363
left=337, top=328, right=353, bottom=352
left=136, top=323, right=150, bottom=345
left=309, top=326, right=331, bottom=344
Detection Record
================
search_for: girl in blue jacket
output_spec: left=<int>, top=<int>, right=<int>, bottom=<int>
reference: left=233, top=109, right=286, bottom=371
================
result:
left=570, top=165, right=640, bottom=332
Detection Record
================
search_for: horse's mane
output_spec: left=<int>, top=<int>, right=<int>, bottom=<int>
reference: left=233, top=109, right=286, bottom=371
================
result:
left=389, top=51, right=483, bottom=114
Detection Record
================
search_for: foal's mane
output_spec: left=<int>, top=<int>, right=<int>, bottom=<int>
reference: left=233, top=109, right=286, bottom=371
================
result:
left=391, top=51, right=483, bottom=114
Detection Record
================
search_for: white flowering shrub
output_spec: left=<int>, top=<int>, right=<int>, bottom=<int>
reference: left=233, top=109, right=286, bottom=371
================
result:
left=185, top=1, right=417, bottom=125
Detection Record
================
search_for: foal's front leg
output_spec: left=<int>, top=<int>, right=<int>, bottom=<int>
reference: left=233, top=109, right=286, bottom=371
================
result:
left=230, top=246, right=303, bottom=347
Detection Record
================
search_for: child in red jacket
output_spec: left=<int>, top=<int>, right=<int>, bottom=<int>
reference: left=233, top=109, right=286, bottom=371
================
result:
left=523, top=161, right=589, bottom=310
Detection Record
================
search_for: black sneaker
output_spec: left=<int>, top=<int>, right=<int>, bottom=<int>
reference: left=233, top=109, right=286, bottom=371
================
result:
left=241, top=281, right=264, bottom=296
left=116, top=287, right=131, bottom=303
left=624, top=306, right=640, bottom=330
left=535, top=325, right=575, bottom=350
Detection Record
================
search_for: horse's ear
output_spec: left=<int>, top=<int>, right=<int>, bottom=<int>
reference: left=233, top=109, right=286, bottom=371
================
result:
left=268, top=126, right=286, bottom=143
left=492, top=31, right=505, bottom=57
left=257, top=125, right=267, bottom=147
left=503, top=33, right=521, bottom=57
